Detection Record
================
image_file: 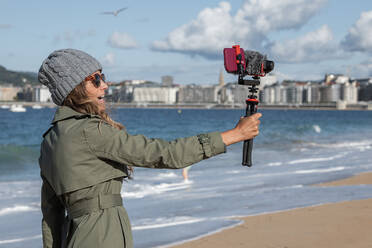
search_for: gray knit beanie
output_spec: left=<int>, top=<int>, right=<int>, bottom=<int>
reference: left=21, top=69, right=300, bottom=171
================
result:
left=38, top=49, right=102, bottom=105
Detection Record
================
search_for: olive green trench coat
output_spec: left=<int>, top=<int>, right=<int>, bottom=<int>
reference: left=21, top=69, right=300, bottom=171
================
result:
left=39, top=106, right=226, bottom=248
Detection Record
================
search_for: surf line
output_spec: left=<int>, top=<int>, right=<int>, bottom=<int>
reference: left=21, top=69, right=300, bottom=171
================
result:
left=0, top=235, right=41, bottom=244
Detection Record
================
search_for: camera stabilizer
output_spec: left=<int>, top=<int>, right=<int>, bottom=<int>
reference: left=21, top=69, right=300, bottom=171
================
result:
left=224, top=45, right=274, bottom=167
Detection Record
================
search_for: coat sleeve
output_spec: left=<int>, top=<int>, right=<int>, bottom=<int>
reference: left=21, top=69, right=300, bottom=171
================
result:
left=41, top=177, right=65, bottom=248
left=83, top=120, right=226, bottom=169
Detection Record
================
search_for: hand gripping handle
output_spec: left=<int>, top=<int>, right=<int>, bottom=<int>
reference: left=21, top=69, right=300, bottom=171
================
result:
left=242, top=99, right=258, bottom=167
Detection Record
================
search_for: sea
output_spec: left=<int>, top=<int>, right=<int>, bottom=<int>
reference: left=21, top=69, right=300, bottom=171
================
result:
left=0, top=106, right=372, bottom=248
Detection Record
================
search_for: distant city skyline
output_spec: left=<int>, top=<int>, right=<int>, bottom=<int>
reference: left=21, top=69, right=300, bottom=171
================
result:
left=1, top=0, right=372, bottom=85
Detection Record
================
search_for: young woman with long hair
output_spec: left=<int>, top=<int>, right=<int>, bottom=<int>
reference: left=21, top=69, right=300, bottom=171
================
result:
left=38, top=49, right=261, bottom=248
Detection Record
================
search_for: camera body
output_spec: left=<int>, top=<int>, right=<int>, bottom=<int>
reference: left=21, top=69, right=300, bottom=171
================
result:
left=223, top=45, right=274, bottom=83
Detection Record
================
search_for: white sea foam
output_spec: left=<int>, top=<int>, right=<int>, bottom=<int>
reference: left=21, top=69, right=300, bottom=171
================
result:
left=132, top=216, right=205, bottom=230
left=313, top=124, right=321, bottom=133
left=294, top=166, right=345, bottom=174
left=281, top=184, right=304, bottom=189
left=0, top=235, right=41, bottom=245
left=153, top=172, right=178, bottom=179
left=267, top=162, right=283, bottom=167
left=288, top=153, right=346, bottom=165
left=308, top=140, right=372, bottom=150
left=0, top=205, right=38, bottom=216
left=122, top=181, right=191, bottom=199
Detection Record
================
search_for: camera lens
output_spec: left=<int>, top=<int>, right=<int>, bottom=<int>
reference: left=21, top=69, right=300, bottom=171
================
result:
left=263, top=60, right=274, bottom=73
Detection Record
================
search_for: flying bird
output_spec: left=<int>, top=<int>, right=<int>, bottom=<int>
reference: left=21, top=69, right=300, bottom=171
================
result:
left=101, top=7, right=128, bottom=16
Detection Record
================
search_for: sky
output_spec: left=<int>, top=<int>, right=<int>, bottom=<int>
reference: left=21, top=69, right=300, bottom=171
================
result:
left=1, top=0, right=372, bottom=85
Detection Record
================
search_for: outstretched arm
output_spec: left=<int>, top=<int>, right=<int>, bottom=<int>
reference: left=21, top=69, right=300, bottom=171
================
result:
left=82, top=113, right=262, bottom=169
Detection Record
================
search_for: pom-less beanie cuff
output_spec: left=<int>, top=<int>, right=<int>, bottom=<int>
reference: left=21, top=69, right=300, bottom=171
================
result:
left=38, top=49, right=102, bottom=105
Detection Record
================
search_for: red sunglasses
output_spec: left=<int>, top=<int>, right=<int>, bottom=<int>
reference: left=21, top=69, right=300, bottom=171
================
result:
left=85, top=73, right=106, bottom=88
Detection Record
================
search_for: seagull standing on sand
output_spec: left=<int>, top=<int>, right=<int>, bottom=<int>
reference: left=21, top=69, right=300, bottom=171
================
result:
left=101, top=7, right=128, bottom=16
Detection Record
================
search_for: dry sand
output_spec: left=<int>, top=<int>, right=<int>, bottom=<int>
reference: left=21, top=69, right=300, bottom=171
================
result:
left=170, top=172, right=372, bottom=248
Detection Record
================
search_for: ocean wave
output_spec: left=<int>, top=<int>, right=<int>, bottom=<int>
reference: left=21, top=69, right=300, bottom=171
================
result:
left=0, top=235, right=41, bottom=245
left=0, top=204, right=38, bottom=216
left=266, top=162, right=283, bottom=167
left=0, top=180, right=41, bottom=198
left=132, top=216, right=205, bottom=230
left=226, top=170, right=243, bottom=174
left=244, top=166, right=346, bottom=179
left=153, top=172, right=178, bottom=180
left=294, top=166, right=345, bottom=174
left=288, top=153, right=347, bottom=165
left=313, top=124, right=321, bottom=133
left=307, top=140, right=372, bottom=150
left=122, top=181, right=192, bottom=199
left=0, top=144, right=39, bottom=177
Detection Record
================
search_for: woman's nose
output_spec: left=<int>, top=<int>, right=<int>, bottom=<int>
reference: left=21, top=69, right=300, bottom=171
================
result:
left=101, top=80, right=108, bottom=90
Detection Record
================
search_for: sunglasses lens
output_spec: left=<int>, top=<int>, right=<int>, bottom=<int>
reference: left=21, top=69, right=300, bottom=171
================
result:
left=93, top=74, right=100, bottom=87
left=101, top=74, right=106, bottom=82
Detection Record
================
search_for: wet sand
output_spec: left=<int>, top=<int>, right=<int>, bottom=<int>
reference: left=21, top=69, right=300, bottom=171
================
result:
left=170, top=172, right=372, bottom=248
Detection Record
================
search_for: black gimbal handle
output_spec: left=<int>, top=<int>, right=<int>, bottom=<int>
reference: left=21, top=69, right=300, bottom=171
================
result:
left=242, top=99, right=258, bottom=167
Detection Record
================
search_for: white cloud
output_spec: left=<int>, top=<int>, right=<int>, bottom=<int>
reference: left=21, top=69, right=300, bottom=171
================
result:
left=342, top=10, right=372, bottom=53
left=268, top=25, right=344, bottom=63
left=108, top=32, right=138, bottom=49
left=152, top=2, right=235, bottom=59
left=102, top=52, right=115, bottom=66
left=151, top=0, right=327, bottom=59
left=236, top=0, right=327, bottom=32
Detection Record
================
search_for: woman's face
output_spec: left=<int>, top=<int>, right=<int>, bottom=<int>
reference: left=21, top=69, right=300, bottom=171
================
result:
left=85, top=71, right=108, bottom=111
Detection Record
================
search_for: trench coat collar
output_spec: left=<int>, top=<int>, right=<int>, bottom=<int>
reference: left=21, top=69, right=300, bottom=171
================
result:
left=51, top=106, right=101, bottom=124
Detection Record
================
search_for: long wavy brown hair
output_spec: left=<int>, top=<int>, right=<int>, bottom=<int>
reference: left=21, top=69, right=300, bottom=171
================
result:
left=63, top=81, right=133, bottom=177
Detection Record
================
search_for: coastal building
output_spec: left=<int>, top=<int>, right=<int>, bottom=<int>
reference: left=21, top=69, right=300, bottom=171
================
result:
left=217, top=70, right=227, bottom=103
left=309, top=84, right=321, bottom=103
left=110, top=85, right=134, bottom=103
left=262, top=81, right=306, bottom=104
left=0, top=85, right=22, bottom=101
left=320, top=84, right=341, bottom=103
left=260, top=74, right=359, bottom=105
left=103, top=72, right=364, bottom=106
left=33, top=85, right=52, bottom=102
left=325, top=73, right=350, bottom=84
left=358, top=83, right=372, bottom=101
left=178, top=85, right=220, bottom=103
left=319, top=81, right=358, bottom=104
left=322, top=74, right=358, bottom=103
left=132, top=85, right=179, bottom=104
left=285, top=85, right=303, bottom=104
left=16, top=84, right=33, bottom=101
left=261, top=83, right=285, bottom=104
left=341, top=81, right=358, bottom=103
left=224, top=83, right=250, bottom=104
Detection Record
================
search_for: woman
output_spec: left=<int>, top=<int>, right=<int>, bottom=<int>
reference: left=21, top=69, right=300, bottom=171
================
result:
left=38, top=49, right=261, bottom=248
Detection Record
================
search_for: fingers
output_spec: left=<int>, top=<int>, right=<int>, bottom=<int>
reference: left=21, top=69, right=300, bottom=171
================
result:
left=241, top=113, right=262, bottom=120
left=250, top=113, right=262, bottom=120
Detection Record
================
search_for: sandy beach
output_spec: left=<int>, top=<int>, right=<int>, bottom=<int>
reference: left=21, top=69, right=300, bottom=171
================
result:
left=170, top=172, right=372, bottom=248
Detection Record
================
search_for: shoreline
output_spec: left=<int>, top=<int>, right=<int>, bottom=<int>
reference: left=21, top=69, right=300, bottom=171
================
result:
left=1, top=101, right=371, bottom=111
left=168, top=172, right=372, bottom=248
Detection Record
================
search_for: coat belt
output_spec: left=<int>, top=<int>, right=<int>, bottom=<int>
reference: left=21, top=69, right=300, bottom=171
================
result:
left=66, top=194, right=123, bottom=219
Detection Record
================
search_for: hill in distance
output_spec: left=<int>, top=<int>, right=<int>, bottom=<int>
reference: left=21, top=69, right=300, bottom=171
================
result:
left=0, top=65, right=38, bottom=87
